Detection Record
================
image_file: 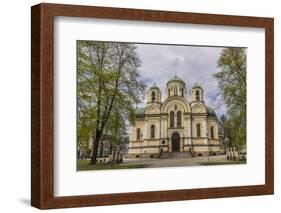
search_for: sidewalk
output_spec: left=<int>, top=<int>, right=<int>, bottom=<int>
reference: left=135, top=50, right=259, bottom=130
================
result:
left=123, top=155, right=240, bottom=168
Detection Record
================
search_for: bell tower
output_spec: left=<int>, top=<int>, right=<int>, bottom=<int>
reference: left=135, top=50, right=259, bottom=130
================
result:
left=191, top=82, right=204, bottom=102
left=147, top=83, right=161, bottom=104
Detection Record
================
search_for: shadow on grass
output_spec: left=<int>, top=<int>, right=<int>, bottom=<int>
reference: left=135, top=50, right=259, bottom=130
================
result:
left=77, top=159, right=148, bottom=171
left=200, top=159, right=246, bottom=166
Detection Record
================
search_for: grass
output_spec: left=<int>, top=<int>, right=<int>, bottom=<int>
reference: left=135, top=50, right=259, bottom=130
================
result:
left=200, top=159, right=246, bottom=166
left=77, top=158, right=247, bottom=171
left=77, top=159, right=148, bottom=171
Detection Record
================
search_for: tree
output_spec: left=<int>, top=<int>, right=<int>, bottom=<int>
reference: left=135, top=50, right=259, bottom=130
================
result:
left=214, top=48, right=246, bottom=150
left=77, top=41, right=145, bottom=164
left=219, top=114, right=234, bottom=151
left=104, top=106, right=129, bottom=163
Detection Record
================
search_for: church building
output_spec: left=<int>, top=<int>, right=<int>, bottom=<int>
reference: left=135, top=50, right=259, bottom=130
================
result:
left=127, top=75, right=220, bottom=158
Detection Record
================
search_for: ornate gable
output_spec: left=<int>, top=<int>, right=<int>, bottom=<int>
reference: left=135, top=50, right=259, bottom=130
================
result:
left=192, top=103, right=207, bottom=113
left=145, top=105, right=160, bottom=114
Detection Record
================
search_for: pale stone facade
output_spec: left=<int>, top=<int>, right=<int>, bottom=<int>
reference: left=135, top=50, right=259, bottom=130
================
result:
left=127, top=75, right=220, bottom=158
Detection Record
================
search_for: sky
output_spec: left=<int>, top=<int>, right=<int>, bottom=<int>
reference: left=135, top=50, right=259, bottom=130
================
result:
left=135, top=43, right=228, bottom=118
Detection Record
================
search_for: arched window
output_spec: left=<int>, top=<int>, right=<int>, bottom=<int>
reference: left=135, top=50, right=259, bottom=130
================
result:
left=136, top=128, right=141, bottom=140
left=168, top=89, right=170, bottom=97
left=151, top=125, right=155, bottom=138
left=196, top=90, right=200, bottom=101
left=196, top=123, right=201, bottom=137
left=174, top=87, right=178, bottom=96
left=181, top=88, right=184, bottom=97
left=211, top=126, right=214, bottom=139
left=170, top=111, right=174, bottom=128
left=177, top=111, right=182, bottom=128
left=151, top=91, right=156, bottom=101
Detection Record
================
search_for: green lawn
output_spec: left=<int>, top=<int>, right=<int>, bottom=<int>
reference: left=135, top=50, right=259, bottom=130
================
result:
left=77, top=158, right=247, bottom=171
left=77, top=159, right=148, bottom=171
left=200, top=159, right=246, bottom=166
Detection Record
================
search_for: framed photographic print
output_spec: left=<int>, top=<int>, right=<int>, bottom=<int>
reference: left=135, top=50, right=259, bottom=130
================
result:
left=31, top=3, right=274, bottom=209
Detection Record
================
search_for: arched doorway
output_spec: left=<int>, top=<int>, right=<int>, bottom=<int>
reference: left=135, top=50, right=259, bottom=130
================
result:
left=172, top=132, right=180, bottom=152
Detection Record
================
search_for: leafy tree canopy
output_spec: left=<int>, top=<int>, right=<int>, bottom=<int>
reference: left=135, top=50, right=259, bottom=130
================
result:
left=214, top=48, right=246, bottom=150
left=77, top=41, right=146, bottom=164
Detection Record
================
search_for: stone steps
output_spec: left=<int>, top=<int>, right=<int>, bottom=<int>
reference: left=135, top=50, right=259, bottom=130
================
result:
left=160, top=151, right=192, bottom=159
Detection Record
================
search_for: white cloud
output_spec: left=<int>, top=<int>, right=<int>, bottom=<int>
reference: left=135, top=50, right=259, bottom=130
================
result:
left=135, top=43, right=229, bottom=117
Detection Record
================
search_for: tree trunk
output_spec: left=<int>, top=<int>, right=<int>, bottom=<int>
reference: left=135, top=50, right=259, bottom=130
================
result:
left=112, top=149, right=117, bottom=163
left=99, top=142, right=104, bottom=157
left=116, top=151, right=120, bottom=163
left=90, top=131, right=101, bottom=164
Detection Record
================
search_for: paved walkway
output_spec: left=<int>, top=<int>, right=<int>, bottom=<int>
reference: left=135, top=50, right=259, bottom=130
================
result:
left=123, top=155, right=232, bottom=168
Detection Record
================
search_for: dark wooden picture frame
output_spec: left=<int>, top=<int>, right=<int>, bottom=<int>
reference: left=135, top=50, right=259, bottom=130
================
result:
left=31, top=3, right=274, bottom=209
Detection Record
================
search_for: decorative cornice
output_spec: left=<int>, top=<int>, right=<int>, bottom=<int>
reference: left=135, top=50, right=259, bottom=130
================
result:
left=145, top=114, right=161, bottom=117
left=167, top=127, right=185, bottom=130
left=129, top=144, right=220, bottom=149
left=191, top=144, right=220, bottom=147
left=129, top=145, right=165, bottom=149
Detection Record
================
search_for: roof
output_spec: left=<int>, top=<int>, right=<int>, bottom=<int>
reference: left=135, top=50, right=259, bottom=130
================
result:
left=134, top=107, right=145, bottom=115
left=167, top=75, right=185, bottom=85
left=134, top=106, right=217, bottom=118
left=206, top=106, right=217, bottom=117
left=192, top=82, right=203, bottom=89
left=149, top=83, right=160, bottom=90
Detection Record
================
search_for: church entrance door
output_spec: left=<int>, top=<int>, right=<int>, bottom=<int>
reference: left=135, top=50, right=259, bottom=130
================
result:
left=172, top=132, right=180, bottom=152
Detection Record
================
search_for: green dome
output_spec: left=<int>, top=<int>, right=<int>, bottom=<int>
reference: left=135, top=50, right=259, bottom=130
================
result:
left=134, top=107, right=145, bottom=115
left=167, top=75, right=185, bottom=85
left=149, top=83, right=160, bottom=90
left=206, top=106, right=217, bottom=117
left=192, top=82, right=203, bottom=89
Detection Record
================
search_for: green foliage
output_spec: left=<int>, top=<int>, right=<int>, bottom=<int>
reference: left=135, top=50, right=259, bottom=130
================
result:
left=214, top=48, right=246, bottom=150
left=77, top=41, right=146, bottom=163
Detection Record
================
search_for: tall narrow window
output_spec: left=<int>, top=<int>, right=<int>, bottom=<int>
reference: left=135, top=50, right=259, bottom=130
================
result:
left=196, top=123, right=201, bottom=137
left=136, top=128, right=141, bottom=140
left=170, top=111, right=174, bottom=128
left=168, top=89, right=170, bottom=97
left=175, top=87, right=178, bottom=96
left=196, top=90, right=200, bottom=101
left=151, top=125, right=155, bottom=138
left=181, top=88, right=184, bottom=97
left=211, top=126, right=214, bottom=139
left=177, top=111, right=182, bottom=128
left=152, top=91, right=156, bottom=102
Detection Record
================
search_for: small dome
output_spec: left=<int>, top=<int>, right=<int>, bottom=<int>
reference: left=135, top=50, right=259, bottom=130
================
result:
left=149, top=83, right=160, bottom=90
left=192, top=82, right=203, bottom=89
left=167, top=75, right=185, bottom=85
